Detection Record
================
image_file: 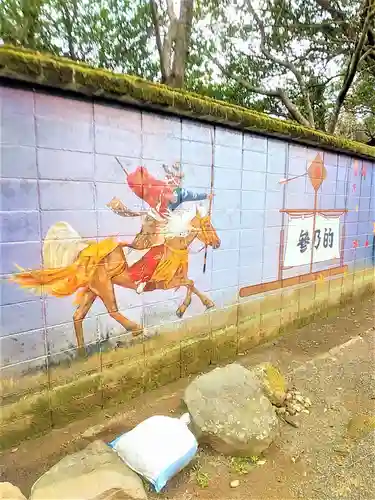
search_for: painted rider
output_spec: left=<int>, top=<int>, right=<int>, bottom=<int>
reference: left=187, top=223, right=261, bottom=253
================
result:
left=126, top=164, right=212, bottom=217
left=108, top=163, right=213, bottom=293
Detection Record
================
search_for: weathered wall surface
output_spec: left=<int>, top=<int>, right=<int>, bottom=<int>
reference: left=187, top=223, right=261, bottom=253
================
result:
left=1, top=83, right=374, bottom=446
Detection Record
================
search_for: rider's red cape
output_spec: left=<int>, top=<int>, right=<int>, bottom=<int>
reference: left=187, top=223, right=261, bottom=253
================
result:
left=127, top=166, right=174, bottom=215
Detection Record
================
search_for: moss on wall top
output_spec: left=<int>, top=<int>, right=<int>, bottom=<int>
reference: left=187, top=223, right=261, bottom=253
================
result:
left=1, top=45, right=374, bottom=160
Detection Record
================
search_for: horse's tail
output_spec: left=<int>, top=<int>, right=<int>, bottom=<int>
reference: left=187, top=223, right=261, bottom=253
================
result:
left=11, top=263, right=81, bottom=297
left=11, top=237, right=120, bottom=299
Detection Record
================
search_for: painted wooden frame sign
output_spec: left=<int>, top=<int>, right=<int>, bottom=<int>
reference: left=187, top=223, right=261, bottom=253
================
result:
left=240, top=154, right=348, bottom=298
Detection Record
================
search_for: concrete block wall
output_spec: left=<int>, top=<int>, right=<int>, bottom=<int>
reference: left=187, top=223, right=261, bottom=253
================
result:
left=1, top=83, right=374, bottom=385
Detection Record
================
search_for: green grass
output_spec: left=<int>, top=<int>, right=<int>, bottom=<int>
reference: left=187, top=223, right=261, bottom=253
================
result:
left=230, top=456, right=257, bottom=475
left=194, top=468, right=210, bottom=488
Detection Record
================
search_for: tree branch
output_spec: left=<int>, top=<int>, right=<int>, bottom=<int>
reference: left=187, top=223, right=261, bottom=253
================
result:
left=245, top=0, right=315, bottom=128
left=315, top=0, right=375, bottom=73
left=314, top=0, right=346, bottom=22
left=360, top=47, right=374, bottom=62
left=328, top=6, right=375, bottom=133
left=308, top=72, right=345, bottom=88
left=212, top=58, right=312, bottom=127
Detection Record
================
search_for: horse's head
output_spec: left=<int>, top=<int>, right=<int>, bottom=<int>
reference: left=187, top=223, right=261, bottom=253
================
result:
left=192, top=207, right=221, bottom=249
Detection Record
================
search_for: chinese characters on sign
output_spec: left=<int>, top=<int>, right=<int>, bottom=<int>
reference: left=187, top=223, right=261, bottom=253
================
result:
left=284, top=215, right=341, bottom=267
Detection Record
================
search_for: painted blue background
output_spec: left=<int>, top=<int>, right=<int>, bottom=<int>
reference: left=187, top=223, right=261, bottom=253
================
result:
left=1, top=85, right=374, bottom=374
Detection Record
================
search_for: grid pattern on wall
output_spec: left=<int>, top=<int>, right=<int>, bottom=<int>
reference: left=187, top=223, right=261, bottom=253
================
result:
left=1, top=84, right=374, bottom=385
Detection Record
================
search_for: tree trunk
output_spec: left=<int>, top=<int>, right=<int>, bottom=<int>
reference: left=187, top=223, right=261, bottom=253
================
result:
left=150, top=0, right=194, bottom=88
left=169, top=0, right=194, bottom=88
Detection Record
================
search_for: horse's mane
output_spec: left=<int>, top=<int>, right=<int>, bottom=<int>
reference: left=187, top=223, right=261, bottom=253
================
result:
left=162, top=201, right=209, bottom=238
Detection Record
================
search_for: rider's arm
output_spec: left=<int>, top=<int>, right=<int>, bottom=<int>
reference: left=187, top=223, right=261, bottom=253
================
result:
left=178, top=188, right=208, bottom=203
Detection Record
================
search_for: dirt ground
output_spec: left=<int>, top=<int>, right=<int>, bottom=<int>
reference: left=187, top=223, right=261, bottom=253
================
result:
left=1, top=294, right=374, bottom=499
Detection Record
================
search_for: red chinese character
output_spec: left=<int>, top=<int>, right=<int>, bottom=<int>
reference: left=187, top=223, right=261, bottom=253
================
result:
left=361, top=164, right=366, bottom=178
left=365, top=239, right=369, bottom=248
left=352, top=240, right=359, bottom=249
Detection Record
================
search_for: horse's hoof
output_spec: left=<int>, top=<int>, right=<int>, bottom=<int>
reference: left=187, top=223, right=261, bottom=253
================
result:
left=205, top=302, right=215, bottom=311
left=77, top=347, right=87, bottom=358
left=131, top=328, right=143, bottom=337
left=176, top=308, right=185, bottom=318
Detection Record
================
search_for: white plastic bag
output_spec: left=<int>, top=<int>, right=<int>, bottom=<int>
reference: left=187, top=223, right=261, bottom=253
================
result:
left=108, top=414, right=197, bottom=493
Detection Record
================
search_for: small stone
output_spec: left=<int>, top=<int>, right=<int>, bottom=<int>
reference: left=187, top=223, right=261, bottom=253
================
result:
left=301, top=409, right=310, bottom=415
left=304, top=397, right=312, bottom=407
left=286, top=392, right=293, bottom=401
left=283, top=415, right=300, bottom=428
left=257, top=460, right=266, bottom=465
left=334, top=446, right=349, bottom=456
left=11, top=448, right=18, bottom=453
left=295, top=395, right=304, bottom=404
left=347, top=415, right=375, bottom=439
left=294, top=403, right=303, bottom=413
left=286, top=404, right=297, bottom=416
left=276, top=407, right=286, bottom=415
left=230, top=480, right=240, bottom=488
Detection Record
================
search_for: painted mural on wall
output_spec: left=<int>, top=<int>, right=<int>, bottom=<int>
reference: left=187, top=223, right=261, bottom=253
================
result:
left=1, top=86, right=374, bottom=375
left=10, top=159, right=220, bottom=354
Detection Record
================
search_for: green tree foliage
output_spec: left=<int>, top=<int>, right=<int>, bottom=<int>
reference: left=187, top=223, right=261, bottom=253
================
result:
left=0, top=0, right=159, bottom=78
left=199, top=0, right=375, bottom=133
left=1, top=0, right=48, bottom=50
left=341, top=70, right=375, bottom=142
left=1, top=0, right=374, bottom=138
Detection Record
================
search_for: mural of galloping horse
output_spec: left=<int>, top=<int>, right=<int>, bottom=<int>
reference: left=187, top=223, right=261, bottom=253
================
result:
left=11, top=204, right=220, bottom=354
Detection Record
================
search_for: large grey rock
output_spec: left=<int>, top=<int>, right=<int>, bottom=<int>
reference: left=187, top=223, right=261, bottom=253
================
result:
left=30, top=440, right=147, bottom=500
left=0, top=483, right=26, bottom=500
left=183, top=363, right=279, bottom=456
